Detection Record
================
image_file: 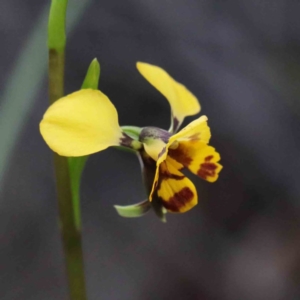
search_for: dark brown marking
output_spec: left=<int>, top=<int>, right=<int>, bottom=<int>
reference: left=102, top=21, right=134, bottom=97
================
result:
left=202, top=162, right=217, bottom=170
left=120, top=133, right=134, bottom=148
left=172, top=117, right=180, bottom=132
left=169, top=147, right=192, bottom=167
left=205, top=155, right=213, bottom=162
left=162, top=187, right=194, bottom=212
left=158, top=147, right=166, bottom=159
left=158, top=161, right=184, bottom=180
left=197, top=162, right=218, bottom=179
left=160, top=170, right=184, bottom=181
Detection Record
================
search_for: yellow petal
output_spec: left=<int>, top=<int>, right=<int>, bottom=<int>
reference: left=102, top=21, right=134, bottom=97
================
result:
left=40, top=89, right=123, bottom=156
left=169, top=140, right=222, bottom=182
left=148, top=144, right=169, bottom=201
left=143, top=138, right=167, bottom=162
left=169, top=115, right=211, bottom=145
left=136, top=62, right=200, bottom=130
left=157, top=157, right=197, bottom=213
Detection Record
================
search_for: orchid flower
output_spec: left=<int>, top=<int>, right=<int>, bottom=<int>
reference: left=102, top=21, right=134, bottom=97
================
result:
left=40, top=62, right=222, bottom=220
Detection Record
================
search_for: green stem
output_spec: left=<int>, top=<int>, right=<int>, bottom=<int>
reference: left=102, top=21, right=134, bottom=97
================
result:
left=49, top=50, right=87, bottom=300
left=48, top=1, right=87, bottom=299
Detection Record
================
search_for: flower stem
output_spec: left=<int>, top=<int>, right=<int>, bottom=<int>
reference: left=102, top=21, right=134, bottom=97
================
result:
left=48, top=1, right=87, bottom=299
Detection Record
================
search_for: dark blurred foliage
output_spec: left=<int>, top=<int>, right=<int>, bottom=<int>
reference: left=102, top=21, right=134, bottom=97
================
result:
left=1, top=0, right=300, bottom=299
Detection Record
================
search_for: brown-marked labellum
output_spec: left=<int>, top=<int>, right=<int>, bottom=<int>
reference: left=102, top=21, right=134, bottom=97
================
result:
left=162, top=187, right=194, bottom=212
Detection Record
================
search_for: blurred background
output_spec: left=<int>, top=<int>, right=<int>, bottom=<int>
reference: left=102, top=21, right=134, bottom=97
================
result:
left=1, top=0, right=300, bottom=299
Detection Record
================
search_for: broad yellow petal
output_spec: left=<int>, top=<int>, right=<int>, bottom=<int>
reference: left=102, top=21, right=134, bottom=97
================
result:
left=169, top=140, right=222, bottom=182
left=157, top=157, right=197, bottom=213
left=169, top=115, right=211, bottom=145
left=137, top=62, right=200, bottom=131
left=40, top=89, right=123, bottom=156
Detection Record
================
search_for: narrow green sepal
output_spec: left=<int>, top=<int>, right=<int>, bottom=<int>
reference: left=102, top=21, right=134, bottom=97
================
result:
left=48, top=0, right=68, bottom=51
left=114, top=200, right=151, bottom=218
left=81, top=58, right=100, bottom=89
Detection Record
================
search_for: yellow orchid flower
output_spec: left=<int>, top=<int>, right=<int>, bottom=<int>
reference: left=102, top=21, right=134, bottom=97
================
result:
left=40, top=62, right=222, bottom=219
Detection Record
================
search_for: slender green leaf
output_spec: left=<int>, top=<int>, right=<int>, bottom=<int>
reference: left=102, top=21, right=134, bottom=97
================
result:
left=81, top=58, right=100, bottom=89
left=68, top=58, right=100, bottom=228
